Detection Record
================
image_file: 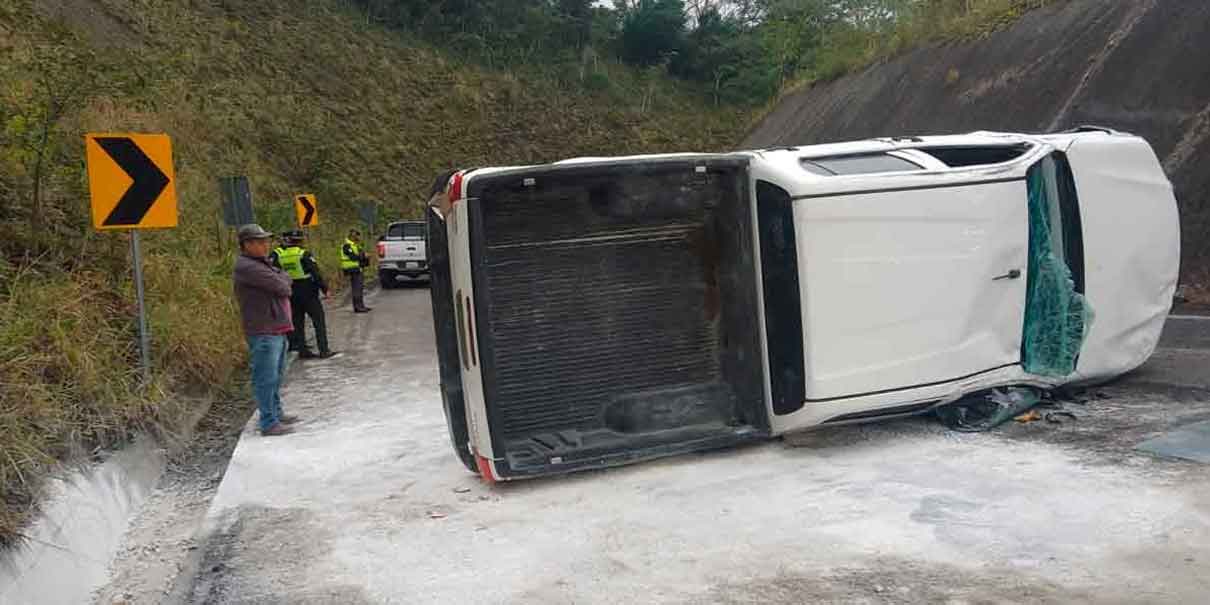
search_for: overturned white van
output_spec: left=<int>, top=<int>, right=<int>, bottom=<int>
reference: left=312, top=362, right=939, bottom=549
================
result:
left=427, top=128, right=1180, bottom=482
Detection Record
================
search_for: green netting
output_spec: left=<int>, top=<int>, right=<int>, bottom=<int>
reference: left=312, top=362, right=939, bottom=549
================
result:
left=1022, top=160, right=1094, bottom=377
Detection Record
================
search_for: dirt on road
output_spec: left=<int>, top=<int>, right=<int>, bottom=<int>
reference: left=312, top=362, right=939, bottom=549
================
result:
left=92, top=287, right=1206, bottom=605
left=91, top=397, right=253, bottom=605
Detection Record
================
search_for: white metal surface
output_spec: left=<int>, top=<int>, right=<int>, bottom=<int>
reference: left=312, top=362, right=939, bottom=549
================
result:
left=792, top=179, right=1030, bottom=401
left=745, top=132, right=1180, bottom=430
left=381, top=222, right=428, bottom=266
left=380, top=241, right=426, bottom=263
left=747, top=139, right=1050, bottom=431
left=1063, top=133, right=1181, bottom=382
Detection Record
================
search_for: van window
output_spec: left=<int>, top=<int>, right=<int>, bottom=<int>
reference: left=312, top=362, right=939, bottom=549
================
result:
left=917, top=144, right=1031, bottom=167
left=1021, top=152, right=1089, bottom=377
left=755, top=180, right=805, bottom=415
left=388, top=222, right=426, bottom=239
left=800, top=153, right=923, bottom=176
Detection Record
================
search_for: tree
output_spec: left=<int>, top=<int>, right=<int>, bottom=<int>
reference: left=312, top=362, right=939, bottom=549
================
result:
left=1, top=27, right=103, bottom=245
left=557, top=0, right=595, bottom=49
left=673, top=7, right=737, bottom=99
left=617, top=0, right=687, bottom=66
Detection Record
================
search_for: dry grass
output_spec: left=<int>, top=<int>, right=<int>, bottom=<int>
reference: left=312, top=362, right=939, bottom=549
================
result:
left=0, top=249, right=243, bottom=546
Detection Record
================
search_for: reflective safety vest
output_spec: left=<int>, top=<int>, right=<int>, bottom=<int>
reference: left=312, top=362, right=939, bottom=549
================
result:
left=341, top=239, right=362, bottom=271
left=274, top=246, right=310, bottom=280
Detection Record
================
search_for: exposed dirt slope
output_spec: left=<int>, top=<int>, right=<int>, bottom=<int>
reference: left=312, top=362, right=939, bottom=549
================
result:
left=744, top=0, right=1210, bottom=281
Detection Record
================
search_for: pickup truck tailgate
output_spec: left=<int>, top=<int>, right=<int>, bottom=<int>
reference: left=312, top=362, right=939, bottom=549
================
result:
left=461, top=157, right=770, bottom=479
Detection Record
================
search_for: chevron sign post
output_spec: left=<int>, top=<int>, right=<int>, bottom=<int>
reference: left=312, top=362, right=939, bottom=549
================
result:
left=84, top=133, right=179, bottom=385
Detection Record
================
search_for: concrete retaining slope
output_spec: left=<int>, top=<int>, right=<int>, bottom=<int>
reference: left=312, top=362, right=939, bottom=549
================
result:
left=0, top=438, right=165, bottom=605
left=743, top=0, right=1210, bottom=279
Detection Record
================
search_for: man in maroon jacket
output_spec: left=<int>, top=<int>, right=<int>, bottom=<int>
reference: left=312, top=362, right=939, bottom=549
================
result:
left=233, top=224, right=300, bottom=436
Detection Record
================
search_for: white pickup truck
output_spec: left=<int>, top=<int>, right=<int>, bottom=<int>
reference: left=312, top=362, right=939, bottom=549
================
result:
left=429, top=129, right=1180, bottom=481
left=376, top=220, right=429, bottom=288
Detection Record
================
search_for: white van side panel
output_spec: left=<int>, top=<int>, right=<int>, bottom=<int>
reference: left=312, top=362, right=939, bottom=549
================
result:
left=794, top=179, right=1030, bottom=401
left=749, top=144, right=1054, bottom=431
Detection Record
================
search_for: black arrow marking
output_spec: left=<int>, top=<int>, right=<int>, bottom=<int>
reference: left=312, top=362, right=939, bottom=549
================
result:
left=97, top=137, right=170, bottom=227
left=298, top=196, right=315, bottom=225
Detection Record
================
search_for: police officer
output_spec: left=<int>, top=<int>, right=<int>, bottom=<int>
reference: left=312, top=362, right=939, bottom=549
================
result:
left=271, top=231, right=339, bottom=359
left=341, top=229, right=372, bottom=313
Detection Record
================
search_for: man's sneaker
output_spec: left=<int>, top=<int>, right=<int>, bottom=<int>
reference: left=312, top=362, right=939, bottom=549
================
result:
left=279, top=414, right=300, bottom=425
left=297, top=350, right=318, bottom=359
left=317, top=350, right=342, bottom=360
left=354, top=307, right=372, bottom=313
left=261, top=423, right=294, bottom=437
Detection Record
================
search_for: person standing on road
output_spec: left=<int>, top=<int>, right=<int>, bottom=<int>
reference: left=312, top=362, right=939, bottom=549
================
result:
left=233, top=224, right=298, bottom=437
left=271, top=230, right=339, bottom=359
left=341, top=229, right=372, bottom=313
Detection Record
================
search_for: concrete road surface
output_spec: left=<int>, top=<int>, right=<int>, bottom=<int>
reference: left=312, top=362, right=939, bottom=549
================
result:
left=175, top=289, right=1210, bottom=604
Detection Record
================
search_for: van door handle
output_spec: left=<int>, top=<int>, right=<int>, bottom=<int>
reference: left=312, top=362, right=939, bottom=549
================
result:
left=993, top=269, right=1022, bottom=281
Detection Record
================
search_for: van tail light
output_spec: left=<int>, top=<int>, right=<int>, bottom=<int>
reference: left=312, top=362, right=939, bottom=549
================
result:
left=448, top=171, right=464, bottom=206
left=376, top=242, right=385, bottom=259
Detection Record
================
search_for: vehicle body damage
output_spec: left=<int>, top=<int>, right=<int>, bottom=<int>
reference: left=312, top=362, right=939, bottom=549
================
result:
left=427, top=129, right=1180, bottom=481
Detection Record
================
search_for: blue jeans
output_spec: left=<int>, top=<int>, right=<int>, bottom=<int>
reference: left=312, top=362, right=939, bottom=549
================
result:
left=248, top=334, right=288, bottom=431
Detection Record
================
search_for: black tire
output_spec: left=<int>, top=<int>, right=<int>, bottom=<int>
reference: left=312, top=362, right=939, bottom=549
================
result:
left=379, top=270, right=395, bottom=289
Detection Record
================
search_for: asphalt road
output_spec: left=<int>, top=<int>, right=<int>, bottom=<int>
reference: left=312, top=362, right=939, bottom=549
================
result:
left=173, top=289, right=1210, bottom=604
left=1161, top=313, right=1210, bottom=348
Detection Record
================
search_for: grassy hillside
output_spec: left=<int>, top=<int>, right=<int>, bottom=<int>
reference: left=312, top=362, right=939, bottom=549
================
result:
left=0, top=0, right=747, bottom=543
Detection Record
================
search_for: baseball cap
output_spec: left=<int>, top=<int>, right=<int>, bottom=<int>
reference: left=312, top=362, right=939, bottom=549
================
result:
left=237, top=224, right=274, bottom=242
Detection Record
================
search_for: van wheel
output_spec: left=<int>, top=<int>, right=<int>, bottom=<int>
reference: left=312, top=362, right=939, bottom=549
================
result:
left=379, top=271, right=395, bottom=289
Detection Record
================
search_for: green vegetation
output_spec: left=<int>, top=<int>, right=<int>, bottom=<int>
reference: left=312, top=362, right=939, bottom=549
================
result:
left=349, top=0, right=1063, bottom=106
left=797, top=0, right=1061, bottom=82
